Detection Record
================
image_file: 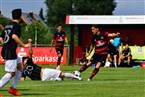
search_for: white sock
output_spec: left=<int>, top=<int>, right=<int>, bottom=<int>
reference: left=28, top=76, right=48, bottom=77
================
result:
left=104, top=62, right=110, bottom=67
left=11, top=70, right=22, bottom=89
left=0, top=73, right=12, bottom=88
left=114, top=62, right=117, bottom=67
left=64, top=73, right=79, bottom=79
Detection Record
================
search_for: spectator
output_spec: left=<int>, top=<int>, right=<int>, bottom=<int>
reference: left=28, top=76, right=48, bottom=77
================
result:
left=104, top=39, right=117, bottom=67
left=118, top=44, right=132, bottom=66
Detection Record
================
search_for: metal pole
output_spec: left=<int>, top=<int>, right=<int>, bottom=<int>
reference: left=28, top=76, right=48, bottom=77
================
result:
left=35, top=27, right=37, bottom=47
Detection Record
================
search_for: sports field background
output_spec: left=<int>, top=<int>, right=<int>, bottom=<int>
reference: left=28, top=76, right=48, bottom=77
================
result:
left=0, top=65, right=145, bottom=97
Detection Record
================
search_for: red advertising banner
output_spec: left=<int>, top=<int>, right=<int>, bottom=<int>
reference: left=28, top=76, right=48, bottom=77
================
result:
left=0, top=47, right=67, bottom=65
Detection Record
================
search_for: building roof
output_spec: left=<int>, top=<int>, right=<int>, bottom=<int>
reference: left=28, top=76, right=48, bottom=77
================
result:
left=21, top=12, right=45, bottom=25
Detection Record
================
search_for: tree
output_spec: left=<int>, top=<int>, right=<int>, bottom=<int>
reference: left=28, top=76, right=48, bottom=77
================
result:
left=45, top=0, right=74, bottom=26
left=21, top=22, right=50, bottom=45
left=45, top=0, right=116, bottom=26
left=39, top=8, right=45, bottom=21
left=74, top=0, right=116, bottom=15
left=44, top=0, right=117, bottom=64
left=0, top=16, right=11, bottom=26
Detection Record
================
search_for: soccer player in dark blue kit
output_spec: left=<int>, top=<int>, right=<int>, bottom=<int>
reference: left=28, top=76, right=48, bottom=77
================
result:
left=0, top=9, right=30, bottom=96
left=21, top=39, right=81, bottom=81
left=50, top=24, right=68, bottom=70
left=76, top=25, right=120, bottom=81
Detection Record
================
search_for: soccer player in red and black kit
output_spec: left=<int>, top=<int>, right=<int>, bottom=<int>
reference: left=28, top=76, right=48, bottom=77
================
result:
left=0, top=9, right=30, bottom=96
left=76, top=25, right=120, bottom=81
left=50, top=24, right=68, bottom=70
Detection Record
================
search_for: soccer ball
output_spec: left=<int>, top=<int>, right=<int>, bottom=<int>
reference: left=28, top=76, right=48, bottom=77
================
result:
left=73, top=71, right=81, bottom=77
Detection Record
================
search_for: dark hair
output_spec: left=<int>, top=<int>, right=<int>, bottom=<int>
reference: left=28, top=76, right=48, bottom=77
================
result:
left=56, top=24, right=62, bottom=28
left=12, top=9, right=22, bottom=19
left=22, top=56, right=29, bottom=63
left=92, top=25, right=99, bottom=28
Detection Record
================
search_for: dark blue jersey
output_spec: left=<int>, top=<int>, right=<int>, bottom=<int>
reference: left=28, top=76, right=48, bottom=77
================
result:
left=22, top=58, right=42, bottom=80
left=1, top=22, right=21, bottom=59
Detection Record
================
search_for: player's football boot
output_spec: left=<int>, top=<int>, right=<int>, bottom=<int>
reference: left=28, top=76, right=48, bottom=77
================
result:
left=8, top=87, right=21, bottom=96
left=56, top=66, right=61, bottom=70
left=77, top=77, right=82, bottom=81
left=87, top=78, right=91, bottom=81
left=0, top=94, right=2, bottom=97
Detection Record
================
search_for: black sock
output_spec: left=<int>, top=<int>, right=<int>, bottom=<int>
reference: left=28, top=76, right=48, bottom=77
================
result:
left=57, top=57, right=61, bottom=66
left=79, top=64, right=89, bottom=73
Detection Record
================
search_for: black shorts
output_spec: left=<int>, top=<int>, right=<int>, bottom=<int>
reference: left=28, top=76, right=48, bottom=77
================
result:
left=55, top=47, right=64, bottom=55
left=90, top=53, right=108, bottom=64
left=109, top=50, right=118, bottom=57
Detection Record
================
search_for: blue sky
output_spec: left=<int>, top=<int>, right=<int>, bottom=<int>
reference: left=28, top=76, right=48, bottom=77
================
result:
left=0, top=0, right=47, bottom=19
left=0, top=0, right=145, bottom=19
left=113, top=0, right=145, bottom=15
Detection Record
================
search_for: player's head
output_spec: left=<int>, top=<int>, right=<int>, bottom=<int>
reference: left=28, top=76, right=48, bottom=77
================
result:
left=22, top=56, right=29, bottom=65
left=12, top=9, right=22, bottom=20
left=91, top=25, right=99, bottom=34
left=125, top=44, right=129, bottom=49
left=57, top=24, right=62, bottom=32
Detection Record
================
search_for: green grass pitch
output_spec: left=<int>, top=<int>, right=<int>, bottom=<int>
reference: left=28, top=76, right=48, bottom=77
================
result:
left=0, top=65, right=145, bottom=97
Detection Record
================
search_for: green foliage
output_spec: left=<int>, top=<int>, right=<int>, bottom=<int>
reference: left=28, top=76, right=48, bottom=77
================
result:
left=39, top=8, right=45, bottom=21
left=45, top=0, right=116, bottom=26
left=0, top=16, right=11, bottom=26
left=21, top=22, right=50, bottom=45
left=74, top=0, right=116, bottom=15
left=45, top=0, right=73, bottom=26
left=44, top=0, right=116, bottom=46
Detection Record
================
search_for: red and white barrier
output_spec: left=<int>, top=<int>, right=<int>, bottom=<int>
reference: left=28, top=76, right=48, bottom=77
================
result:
left=0, top=47, right=67, bottom=65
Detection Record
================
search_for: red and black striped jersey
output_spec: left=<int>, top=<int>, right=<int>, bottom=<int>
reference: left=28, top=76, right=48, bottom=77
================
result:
left=53, top=31, right=66, bottom=47
left=91, top=32, right=109, bottom=54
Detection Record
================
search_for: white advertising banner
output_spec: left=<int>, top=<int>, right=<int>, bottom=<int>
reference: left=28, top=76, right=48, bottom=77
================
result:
left=66, top=15, right=145, bottom=24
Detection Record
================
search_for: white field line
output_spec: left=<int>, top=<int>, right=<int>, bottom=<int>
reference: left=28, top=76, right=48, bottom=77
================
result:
left=18, top=80, right=145, bottom=87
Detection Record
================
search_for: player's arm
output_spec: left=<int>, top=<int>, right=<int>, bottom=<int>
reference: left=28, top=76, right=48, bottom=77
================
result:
left=0, top=37, right=3, bottom=45
left=50, top=38, right=55, bottom=52
left=28, top=39, right=33, bottom=58
left=108, top=33, right=118, bottom=38
left=65, top=37, right=68, bottom=44
left=0, top=30, right=5, bottom=45
left=12, top=34, right=29, bottom=47
left=20, top=72, right=26, bottom=81
left=0, top=24, right=4, bottom=30
left=126, top=49, right=131, bottom=57
left=86, top=44, right=95, bottom=57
